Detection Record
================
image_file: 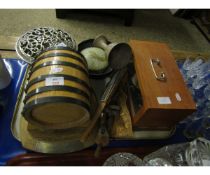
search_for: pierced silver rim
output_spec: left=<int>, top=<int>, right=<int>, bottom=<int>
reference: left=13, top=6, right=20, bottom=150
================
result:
left=15, top=27, right=78, bottom=64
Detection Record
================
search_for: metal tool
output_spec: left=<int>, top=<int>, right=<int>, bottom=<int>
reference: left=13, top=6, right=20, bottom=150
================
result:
left=80, top=69, right=127, bottom=142
left=80, top=36, right=132, bottom=143
left=94, top=104, right=121, bottom=157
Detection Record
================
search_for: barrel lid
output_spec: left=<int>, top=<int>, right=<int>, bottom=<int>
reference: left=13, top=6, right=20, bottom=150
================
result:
left=22, top=96, right=90, bottom=129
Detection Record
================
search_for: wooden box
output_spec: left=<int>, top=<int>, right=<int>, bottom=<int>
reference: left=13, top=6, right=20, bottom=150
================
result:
left=129, top=40, right=196, bottom=130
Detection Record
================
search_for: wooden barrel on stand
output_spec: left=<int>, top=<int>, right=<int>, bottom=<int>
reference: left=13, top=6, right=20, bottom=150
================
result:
left=22, top=47, right=91, bottom=129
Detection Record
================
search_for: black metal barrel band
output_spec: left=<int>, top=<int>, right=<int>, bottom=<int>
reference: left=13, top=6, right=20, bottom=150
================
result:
left=25, top=74, right=90, bottom=93
left=30, top=61, right=89, bottom=76
left=22, top=96, right=90, bottom=120
left=36, top=46, right=81, bottom=58
left=36, top=47, right=86, bottom=64
left=24, top=85, right=90, bottom=103
left=34, top=53, right=87, bottom=67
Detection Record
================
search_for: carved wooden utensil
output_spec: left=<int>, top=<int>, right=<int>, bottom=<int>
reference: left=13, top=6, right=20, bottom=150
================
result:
left=80, top=69, right=126, bottom=142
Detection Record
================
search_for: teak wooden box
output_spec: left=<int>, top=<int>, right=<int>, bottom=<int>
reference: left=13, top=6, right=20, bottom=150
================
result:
left=129, top=40, right=196, bottom=130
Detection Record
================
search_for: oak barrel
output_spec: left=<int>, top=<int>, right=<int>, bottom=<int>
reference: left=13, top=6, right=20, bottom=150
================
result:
left=23, top=47, right=91, bottom=129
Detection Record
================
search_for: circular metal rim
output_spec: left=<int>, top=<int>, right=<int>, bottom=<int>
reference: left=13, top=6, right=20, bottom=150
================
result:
left=78, top=39, right=113, bottom=78
left=103, top=152, right=143, bottom=166
left=20, top=124, right=97, bottom=153
left=25, top=74, right=90, bottom=93
left=15, top=38, right=33, bottom=64
left=15, top=27, right=78, bottom=64
left=78, top=39, right=94, bottom=52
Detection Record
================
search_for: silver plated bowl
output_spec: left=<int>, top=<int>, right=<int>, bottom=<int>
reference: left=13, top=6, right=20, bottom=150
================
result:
left=16, top=27, right=77, bottom=64
left=185, top=137, right=210, bottom=166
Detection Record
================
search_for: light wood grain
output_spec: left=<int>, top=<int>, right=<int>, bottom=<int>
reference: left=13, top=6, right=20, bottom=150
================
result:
left=27, top=90, right=89, bottom=104
left=129, top=40, right=196, bottom=129
left=24, top=52, right=91, bottom=129
left=38, top=49, right=82, bottom=59
left=29, top=65, right=89, bottom=83
left=30, top=102, right=90, bottom=129
left=34, top=56, right=86, bottom=70
left=0, top=35, right=18, bottom=50
left=0, top=50, right=18, bottom=58
left=27, top=80, right=90, bottom=95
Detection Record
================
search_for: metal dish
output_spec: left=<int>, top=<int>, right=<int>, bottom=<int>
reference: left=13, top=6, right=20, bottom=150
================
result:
left=16, top=27, right=77, bottom=64
left=78, top=39, right=113, bottom=79
left=144, top=158, right=172, bottom=166
left=103, top=152, right=143, bottom=166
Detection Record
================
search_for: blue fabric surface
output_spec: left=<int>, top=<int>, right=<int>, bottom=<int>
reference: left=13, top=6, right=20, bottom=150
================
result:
left=0, top=59, right=28, bottom=165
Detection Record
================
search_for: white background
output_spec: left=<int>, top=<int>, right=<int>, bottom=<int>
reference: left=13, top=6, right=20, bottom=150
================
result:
left=0, top=0, right=210, bottom=8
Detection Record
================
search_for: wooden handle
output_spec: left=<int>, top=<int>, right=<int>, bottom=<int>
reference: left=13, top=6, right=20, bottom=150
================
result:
left=80, top=102, right=106, bottom=142
left=80, top=70, right=127, bottom=142
left=94, top=144, right=102, bottom=158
